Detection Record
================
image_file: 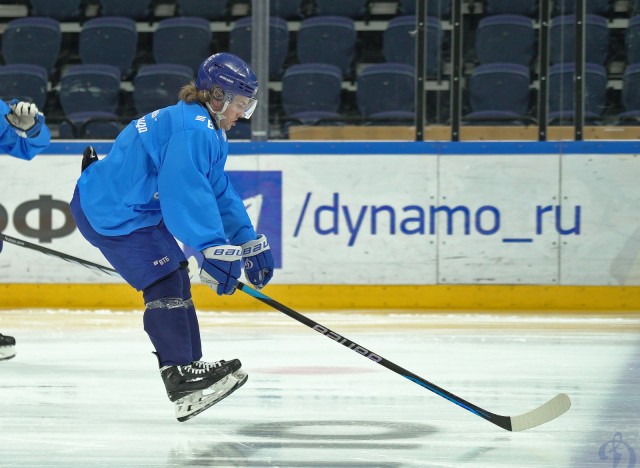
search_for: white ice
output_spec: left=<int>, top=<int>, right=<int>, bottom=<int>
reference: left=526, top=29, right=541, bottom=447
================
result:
left=0, top=309, right=638, bottom=467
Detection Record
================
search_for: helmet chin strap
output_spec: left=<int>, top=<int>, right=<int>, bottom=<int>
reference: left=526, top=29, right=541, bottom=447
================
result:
left=206, top=101, right=229, bottom=127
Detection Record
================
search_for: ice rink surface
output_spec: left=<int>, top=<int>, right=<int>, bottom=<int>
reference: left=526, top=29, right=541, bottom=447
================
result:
left=0, top=308, right=638, bottom=468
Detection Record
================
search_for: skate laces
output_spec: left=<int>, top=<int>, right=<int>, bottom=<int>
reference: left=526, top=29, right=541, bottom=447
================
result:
left=163, top=365, right=210, bottom=376
left=192, top=360, right=225, bottom=370
left=183, top=364, right=209, bottom=375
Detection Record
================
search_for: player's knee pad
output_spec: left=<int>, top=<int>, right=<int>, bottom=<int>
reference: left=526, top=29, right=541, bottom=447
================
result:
left=145, top=297, right=192, bottom=310
left=143, top=269, right=184, bottom=306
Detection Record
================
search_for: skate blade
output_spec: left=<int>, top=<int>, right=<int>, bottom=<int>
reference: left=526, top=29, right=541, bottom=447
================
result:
left=175, top=371, right=248, bottom=422
left=0, top=347, right=16, bottom=361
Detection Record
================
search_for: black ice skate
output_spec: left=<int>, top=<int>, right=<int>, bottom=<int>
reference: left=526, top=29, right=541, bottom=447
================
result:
left=161, top=359, right=248, bottom=422
left=0, top=334, right=16, bottom=361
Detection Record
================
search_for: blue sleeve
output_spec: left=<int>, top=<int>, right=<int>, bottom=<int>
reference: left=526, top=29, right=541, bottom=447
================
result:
left=0, top=104, right=51, bottom=160
left=157, top=130, right=256, bottom=251
left=212, top=171, right=257, bottom=246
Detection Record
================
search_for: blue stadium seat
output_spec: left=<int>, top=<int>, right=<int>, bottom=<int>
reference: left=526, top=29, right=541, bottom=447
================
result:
left=281, top=64, right=343, bottom=122
left=177, top=0, right=228, bottom=19
left=314, top=0, right=367, bottom=18
left=553, top=0, right=610, bottom=16
left=550, top=15, right=609, bottom=65
left=475, top=15, right=535, bottom=66
left=0, top=64, right=48, bottom=110
left=59, top=111, right=122, bottom=139
left=296, top=16, right=356, bottom=77
left=548, top=63, right=608, bottom=123
left=60, top=64, right=121, bottom=116
left=617, top=64, right=640, bottom=123
left=356, top=63, right=415, bottom=121
left=29, top=0, right=82, bottom=20
left=1, top=17, right=61, bottom=75
left=98, top=0, right=151, bottom=19
left=485, top=0, right=537, bottom=16
left=626, top=16, right=640, bottom=65
left=270, top=0, right=305, bottom=19
left=133, top=64, right=193, bottom=116
left=383, top=16, right=442, bottom=77
left=463, top=63, right=532, bottom=124
left=59, top=64, right=121, bottom=138
left=229, top=16, right=289, bottom=80
left=399, top=0, right=451, bottom=18
left=281, top=61, right=344, bottom=136
left=79, top=17, right=137, bottom=77
left=153, top=17, right=212, bottom=73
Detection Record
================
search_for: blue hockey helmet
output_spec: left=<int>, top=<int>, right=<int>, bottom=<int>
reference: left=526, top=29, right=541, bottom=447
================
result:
left=196, top=52, right=258, bottom=119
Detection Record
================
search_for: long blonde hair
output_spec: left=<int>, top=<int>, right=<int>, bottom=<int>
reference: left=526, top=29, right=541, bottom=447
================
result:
left=178, top=82, right=210, bottom=104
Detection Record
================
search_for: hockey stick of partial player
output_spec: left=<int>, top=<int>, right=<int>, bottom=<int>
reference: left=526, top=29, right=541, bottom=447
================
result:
left=1, top=232, right=571, bottom=431
left=1, top=233, right=120, bottom=277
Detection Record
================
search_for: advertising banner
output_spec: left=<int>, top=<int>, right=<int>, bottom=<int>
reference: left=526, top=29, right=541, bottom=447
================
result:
left=0, top=142, right=638, bottom=286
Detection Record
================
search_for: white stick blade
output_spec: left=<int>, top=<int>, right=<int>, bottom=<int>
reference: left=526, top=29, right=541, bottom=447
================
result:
left=510, top=393, right=571, bottom=432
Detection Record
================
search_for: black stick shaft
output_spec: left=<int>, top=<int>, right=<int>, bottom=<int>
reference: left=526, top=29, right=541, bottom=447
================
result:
left=1, top=233, right=119, bottom=276
left=236, top=282, right=511, bottom=431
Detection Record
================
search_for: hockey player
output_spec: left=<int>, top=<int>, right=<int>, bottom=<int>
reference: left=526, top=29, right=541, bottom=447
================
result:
left=0, top=99, right=50, bottom=161
left=69, top=52, right=275, bottom=421
left=0, top=99, right=51, bottom=360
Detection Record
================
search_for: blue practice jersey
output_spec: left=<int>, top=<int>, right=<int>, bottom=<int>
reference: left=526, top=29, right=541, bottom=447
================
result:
left=77, top=100, right=257, bottom=251
left=0, top=100, right=51, bottom=160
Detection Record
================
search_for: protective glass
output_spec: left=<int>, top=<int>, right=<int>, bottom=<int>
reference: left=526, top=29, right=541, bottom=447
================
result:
left=229, top=94, right=258, bottom=119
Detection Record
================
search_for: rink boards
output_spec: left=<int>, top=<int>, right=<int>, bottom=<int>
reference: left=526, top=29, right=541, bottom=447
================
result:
left=1, top=140, right=639, bottom=310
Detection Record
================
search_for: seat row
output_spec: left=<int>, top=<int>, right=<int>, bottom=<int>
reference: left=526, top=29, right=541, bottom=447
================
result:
left=24, top=0, right=414, bottom=21
left=475, top=14, right=612, bottom=67
left=5, top=60, right=638, bottom=139
left=464, top=63, right=609, bottom=124
left=0, top=11, right=629, bottom=93
left=25, top=0, right=626, bottom=21
left=229, top=60, right=640, bottom=137
left=0, top=14, right=435, bottom=81
left=0, top=62, right=193, bottom=138
left=280, top=61, right=625, bottom=126
left=0, top=62, right=416, bottom=126
left=3, top=12, right=633, bottom=86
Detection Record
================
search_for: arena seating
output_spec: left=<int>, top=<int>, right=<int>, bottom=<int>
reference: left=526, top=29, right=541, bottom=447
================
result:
left=296, top=16, right=356, bottom=77
left=0, top=0, right=633, bottom=138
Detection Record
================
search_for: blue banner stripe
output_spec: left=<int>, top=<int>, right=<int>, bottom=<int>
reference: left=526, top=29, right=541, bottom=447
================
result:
left=8, top=140, right=640, bottom=157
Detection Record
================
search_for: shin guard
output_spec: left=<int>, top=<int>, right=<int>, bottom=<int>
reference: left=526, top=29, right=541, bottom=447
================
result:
left=179, top=266, right=202, bottom=361
left=143, top=271, right=193, bottom=366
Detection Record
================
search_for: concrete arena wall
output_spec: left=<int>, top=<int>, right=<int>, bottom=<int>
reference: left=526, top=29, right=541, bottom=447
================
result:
left=1, top=140, right=639, bottom=311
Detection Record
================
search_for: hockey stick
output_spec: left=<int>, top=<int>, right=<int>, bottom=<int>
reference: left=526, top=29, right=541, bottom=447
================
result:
left=1, top=233, right=119, bottom=277
left=1, top=232, right=571, bottom=431
left=236, top=283, right=571, bottom=432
